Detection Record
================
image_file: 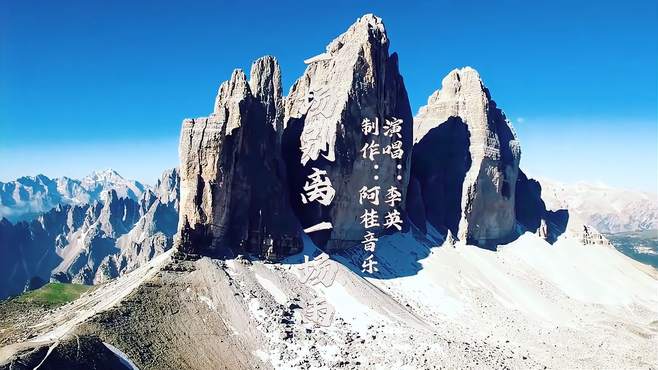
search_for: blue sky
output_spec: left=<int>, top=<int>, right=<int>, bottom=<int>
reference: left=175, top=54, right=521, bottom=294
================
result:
left=1, top=0, right=656, bottom=192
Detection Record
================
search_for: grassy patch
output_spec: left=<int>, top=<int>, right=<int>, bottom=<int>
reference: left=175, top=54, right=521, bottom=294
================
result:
left=12, top=283, right=93, bottom=307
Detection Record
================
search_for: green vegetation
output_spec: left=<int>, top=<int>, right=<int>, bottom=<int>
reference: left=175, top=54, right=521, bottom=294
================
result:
left=10, top=283, right=93, bottom=308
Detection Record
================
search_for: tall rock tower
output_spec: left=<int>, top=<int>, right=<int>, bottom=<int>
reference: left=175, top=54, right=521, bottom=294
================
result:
left=282, top=14, right=413, bottom=250
left=177, top=56, right=301, bottom=258
left=413, top=67, right=521, bottom=248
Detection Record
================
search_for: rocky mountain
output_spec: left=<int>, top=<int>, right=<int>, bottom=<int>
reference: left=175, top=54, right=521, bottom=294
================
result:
left=0, top=169, right=147, bottom=223
left=539, top=178, right=658, bottom=233
left=408, top=67, right=567, bottom=248
left=175, top=15, right=571, bottom=257
left=178, top=14, right=413, bottom=256
left=178, top=57, right=301, bottom=259
left=1, top=13, right=656, bottom=370
left=0, top=169, right=179, bottom=299
left=282, top=14, right=412, bottom=250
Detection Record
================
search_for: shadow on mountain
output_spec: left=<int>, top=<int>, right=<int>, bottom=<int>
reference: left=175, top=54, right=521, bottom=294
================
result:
left=515, top=170, right=569, bottom=244
left=0, top=211, right=67, bottom=299
left=281, top=115, right=334, bottom=248
left=406, top=116, right=471, bottom=237
left=465, top=93, right=521, bottom=249
left=280, top=115, right=569, bottom=280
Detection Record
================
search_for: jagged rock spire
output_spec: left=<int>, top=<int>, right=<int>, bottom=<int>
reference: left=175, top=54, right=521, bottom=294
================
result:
left=250, top=56, right=284, bottom=133
left=177, top=56, right=300, bottom=258
left=410, top=67, right=521, bottom=248
left=282, top=14, right=413, bottom=250
left=213, top=69, right=251, bottom=134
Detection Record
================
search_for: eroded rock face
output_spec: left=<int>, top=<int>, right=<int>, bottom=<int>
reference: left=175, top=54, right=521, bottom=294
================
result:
left=413, top=67, right=521, bottom=248
left=282, top=14, right=413, bottom=250
left=250, top=56, right=284, bottom=135
left=178, top=57, right=301, bottom=258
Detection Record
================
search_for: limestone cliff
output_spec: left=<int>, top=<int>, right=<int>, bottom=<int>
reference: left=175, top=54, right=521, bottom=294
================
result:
left=282, top=14, right=413, bottom=250
left=515, top=170, right=569, bottom=243
left=412, top=67, right=521, bottom=248
left=178, top=57, right=301, bottom=258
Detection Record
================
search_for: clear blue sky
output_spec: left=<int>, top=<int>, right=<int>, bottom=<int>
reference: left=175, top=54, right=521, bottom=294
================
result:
left=1, top=0, right=656, bottom=192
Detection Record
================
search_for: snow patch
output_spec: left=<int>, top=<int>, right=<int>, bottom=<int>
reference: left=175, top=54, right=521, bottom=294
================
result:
left=319, top=281, right=389, bottom=332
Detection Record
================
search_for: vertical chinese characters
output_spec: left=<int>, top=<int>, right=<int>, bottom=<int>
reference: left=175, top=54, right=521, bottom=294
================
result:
left=301, top=167, right=336, bottom=234
left=358, top=116, right=405, bottom=274
left=297, top=253, right=338, bottom=327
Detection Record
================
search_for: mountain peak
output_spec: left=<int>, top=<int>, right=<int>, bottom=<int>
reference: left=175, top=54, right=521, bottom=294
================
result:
left=442, top=66, right=483, bottom=92
left=85, top=169, right=124, bottom=182
left=211, top=69, right=251, bottom=135
left=349, top=13, right=386, bottom=39
left=411, top=65, right=522, bottom=247
left=249, top=55, right=283, bottom=132
left=415, top=66, right=491, bottom=143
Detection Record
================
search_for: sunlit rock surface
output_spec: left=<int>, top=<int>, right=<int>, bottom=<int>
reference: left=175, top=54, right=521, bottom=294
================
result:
left=178, top=57, right=301, bottom=258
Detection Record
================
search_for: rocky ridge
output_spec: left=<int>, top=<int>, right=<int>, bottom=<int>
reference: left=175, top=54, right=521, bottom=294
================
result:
left=0, top=169, right=180, bottom=299
left=0, top=169, right=146, bottom=223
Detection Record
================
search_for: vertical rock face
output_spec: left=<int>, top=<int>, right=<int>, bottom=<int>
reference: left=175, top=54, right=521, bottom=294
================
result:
left=413, top=67, right=521, bottom=248
left=178, top=57, right=301, bottom=258
left=154, top=167, right=180, bottom=209
left=250, top=56, right=284, bottom=135
left=406, top=116, right=471, bottom=237
left=282, top=14, right=413, bottom=250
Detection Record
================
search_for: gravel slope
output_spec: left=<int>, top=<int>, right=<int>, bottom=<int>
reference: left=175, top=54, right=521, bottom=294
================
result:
left=1, top=232, right=656, bottom=369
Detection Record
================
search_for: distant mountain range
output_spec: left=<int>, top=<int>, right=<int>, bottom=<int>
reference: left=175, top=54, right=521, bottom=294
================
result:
left=0, top=169, right=147, bottom=223
left=539, top=179, right=658, bottom=233
left=0, top=167, right=655, bottom=301
left=0, top=169, right=179, bottom=299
